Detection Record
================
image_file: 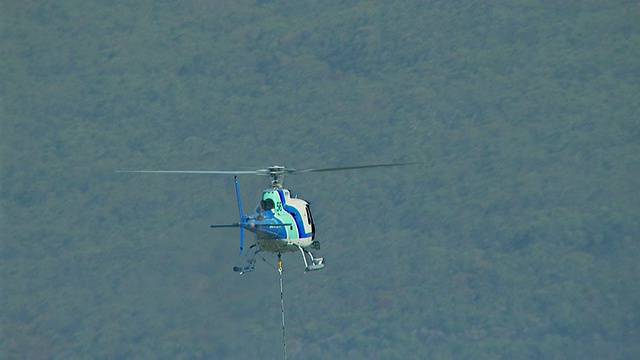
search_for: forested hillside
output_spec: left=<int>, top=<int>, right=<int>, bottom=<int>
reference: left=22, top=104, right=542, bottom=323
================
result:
left=2, top=0, right=639, bottom=358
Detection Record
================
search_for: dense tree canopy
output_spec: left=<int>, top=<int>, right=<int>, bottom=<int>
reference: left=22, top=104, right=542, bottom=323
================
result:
left=2, top=0, right=639, bottom=358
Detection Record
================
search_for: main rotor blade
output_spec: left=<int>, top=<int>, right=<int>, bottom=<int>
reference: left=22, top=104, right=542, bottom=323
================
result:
left=290, top=162, right=421, bottom=174
left=118, top=162, right=421, bottom=177
left=117, top=170, right=257, bottom=175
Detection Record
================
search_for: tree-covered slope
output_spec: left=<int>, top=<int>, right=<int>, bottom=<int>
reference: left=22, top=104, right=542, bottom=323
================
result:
left=2, top=1, right=639, bottom=358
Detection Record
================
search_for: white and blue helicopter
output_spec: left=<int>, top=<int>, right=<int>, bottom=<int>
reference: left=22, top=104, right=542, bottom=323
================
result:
left=120, top=163, right=417, bottom=273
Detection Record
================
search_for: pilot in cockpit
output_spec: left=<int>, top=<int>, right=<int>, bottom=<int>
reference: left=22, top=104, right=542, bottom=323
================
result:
left=260, top=198, right=275, bottom=211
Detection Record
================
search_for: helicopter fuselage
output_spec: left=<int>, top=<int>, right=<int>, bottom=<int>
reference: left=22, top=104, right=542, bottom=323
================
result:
left=245, top=188, right=315, bottom=253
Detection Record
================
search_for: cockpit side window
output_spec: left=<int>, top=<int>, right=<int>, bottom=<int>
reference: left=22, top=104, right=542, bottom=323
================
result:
left=305, top=205, right=314, bottom=224
left=261, top=198, right=275, bottom=211
left=306, top=205, right=315, bottom=239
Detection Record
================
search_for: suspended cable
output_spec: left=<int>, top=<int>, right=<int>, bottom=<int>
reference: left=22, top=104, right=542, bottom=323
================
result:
left=278, top=254, right=287, bottom=360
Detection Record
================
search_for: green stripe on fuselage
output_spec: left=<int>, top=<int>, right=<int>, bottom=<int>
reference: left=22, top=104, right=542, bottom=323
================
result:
left=262, top=189, right=296, bottom=239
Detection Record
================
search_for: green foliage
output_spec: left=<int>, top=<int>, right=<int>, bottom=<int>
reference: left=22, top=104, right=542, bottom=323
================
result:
left=2, top=0, right=639, bottom=358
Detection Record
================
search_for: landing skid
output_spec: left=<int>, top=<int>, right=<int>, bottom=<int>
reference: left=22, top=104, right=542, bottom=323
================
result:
left=233, top=245, right=324, bottom=273
left=298, top=246, right=325, bottom=272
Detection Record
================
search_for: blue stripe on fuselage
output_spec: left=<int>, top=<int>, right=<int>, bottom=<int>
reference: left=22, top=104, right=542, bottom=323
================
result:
left=277, top=189, right=309, bottom=238
left=242, top=215, right=288, bottom=239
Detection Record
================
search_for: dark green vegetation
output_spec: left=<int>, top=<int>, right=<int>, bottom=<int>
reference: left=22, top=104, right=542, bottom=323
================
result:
left=2, top=0, right=639, bottom=358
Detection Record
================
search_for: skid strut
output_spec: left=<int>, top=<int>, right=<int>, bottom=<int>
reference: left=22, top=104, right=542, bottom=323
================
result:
left=297, top=246, right=325, bottom=272
left=233, top=246, right=260, bottom=274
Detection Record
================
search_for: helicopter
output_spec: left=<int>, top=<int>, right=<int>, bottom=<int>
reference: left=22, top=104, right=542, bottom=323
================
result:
left=119, top=163, right=418, bottom=273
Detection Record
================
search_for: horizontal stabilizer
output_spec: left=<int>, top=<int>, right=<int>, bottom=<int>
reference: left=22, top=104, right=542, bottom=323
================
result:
left=211, top=223, right=240, bottom=228
left=211, top=222, right=292, bottom=228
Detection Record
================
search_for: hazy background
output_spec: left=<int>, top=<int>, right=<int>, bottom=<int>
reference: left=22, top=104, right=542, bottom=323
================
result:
left=3, top=1, right=639, bottom=358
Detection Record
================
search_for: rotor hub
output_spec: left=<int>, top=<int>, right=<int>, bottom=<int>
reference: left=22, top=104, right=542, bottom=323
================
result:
left=264, top=165, right=288, bottom=188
